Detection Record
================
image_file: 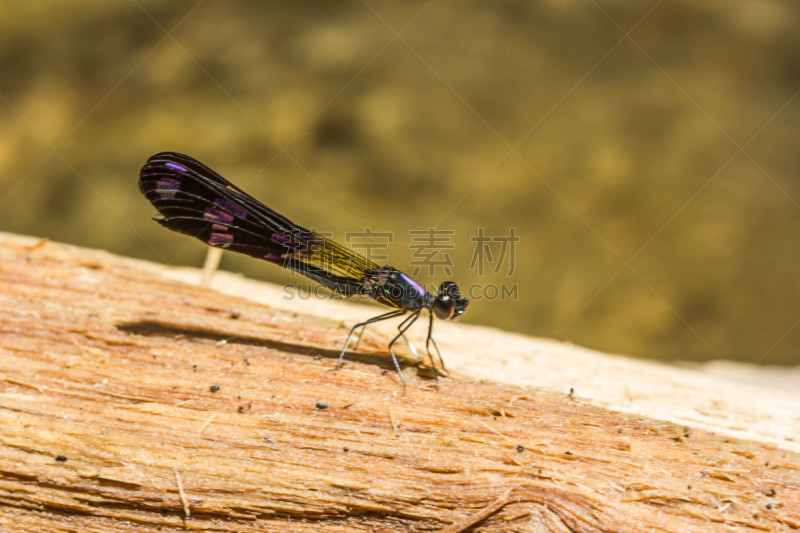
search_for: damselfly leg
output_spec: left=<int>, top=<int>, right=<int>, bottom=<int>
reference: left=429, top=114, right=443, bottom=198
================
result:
left=386, top=310, right=421, bottom=393
left=425, top=312, right=446, bottom=373
left=334, top=309, right=406, bottom=370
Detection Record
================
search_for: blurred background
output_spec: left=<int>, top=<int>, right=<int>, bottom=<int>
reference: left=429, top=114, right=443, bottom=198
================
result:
left=1, top=1, right=798, bottom=365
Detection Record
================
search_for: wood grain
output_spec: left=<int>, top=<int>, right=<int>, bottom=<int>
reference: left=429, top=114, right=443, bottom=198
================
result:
left=0, top=233, right=798, bottom=532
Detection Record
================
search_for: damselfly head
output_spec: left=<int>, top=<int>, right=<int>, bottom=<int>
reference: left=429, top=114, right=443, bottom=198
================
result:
left=432, top=281, right=469, bottom=320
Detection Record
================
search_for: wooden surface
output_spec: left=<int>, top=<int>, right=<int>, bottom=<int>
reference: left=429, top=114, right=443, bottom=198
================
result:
left=0, top=233, right=798, bottom=532
left=181, top=266, right=800, bottom=456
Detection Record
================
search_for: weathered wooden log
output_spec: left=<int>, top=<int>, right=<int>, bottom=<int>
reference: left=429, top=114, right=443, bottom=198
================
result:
left=0, top=233, right=797, bottom=532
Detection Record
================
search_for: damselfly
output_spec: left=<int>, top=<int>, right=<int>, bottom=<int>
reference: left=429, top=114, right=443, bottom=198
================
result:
left=138, top=152, right=468, bottom=390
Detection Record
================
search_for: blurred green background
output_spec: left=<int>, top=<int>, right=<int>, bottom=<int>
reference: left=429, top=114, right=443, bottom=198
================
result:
left=1, top=1, right=798, bottom=365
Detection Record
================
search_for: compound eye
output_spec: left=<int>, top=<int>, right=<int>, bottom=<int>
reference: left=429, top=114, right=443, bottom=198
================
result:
left=439, top=281, right=459, bottom=297
left=433, top=298, right=455, bottom=320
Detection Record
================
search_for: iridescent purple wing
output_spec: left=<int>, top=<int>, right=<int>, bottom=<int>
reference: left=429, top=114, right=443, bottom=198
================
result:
left=138, top=152, right=380, bottom=295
